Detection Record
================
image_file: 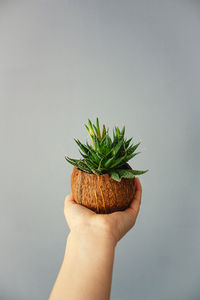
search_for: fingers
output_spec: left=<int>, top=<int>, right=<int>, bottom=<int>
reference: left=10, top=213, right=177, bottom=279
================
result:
left=124, top=177, right=142, bottom=220
left=129, top=177, right=142, bottom=210
left=64, top=193, right=76, bottom=209
left=64, top=193, right=78, bottom=216
left=64, top=193, right=95, bottom=218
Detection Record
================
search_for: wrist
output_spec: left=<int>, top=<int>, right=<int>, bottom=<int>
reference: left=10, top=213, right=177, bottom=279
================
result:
left=65, top=226, right=116, bottom=257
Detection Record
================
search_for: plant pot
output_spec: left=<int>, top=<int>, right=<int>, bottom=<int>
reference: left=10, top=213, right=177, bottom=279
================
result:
left=70, top=164, right=136, bottom=214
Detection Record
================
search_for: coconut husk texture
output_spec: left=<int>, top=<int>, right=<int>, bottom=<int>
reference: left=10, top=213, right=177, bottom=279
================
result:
left=71, top=165, right=136, bottom=214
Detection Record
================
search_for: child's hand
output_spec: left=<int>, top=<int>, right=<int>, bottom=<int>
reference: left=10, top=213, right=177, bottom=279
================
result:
left=64, top=177, right=142, bottom=247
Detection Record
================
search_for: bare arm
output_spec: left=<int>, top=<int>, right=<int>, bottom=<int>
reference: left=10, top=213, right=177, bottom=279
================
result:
left=49, top=229, right=115, bottom=300
left=49, top=177, right=142, bottom=300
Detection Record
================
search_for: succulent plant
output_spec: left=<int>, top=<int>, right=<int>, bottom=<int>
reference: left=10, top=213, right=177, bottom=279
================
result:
left=65, top=118, right=148, bottom=182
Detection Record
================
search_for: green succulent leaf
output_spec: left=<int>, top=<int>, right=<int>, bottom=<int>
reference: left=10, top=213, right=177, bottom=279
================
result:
left=78, top=150, right=88, bottom=159
left=112, top=139, right=124, bottom=156
left=127, top=169, right=149, bottom=175
left=125, top=138, right=132, bottom=149
left=98, top=158, right=104, bottom=171
left=93, top=135, right=100, bottom=151
left=74, top=139, right=90, bottom=155
left=102, top=124, right=106, bottom=139
left=115, top=169, right=135, bottom=178
left=77, top=161, right=92, bottom=173
left=104, top=156, right=116, bottom=168
left=113, top=168, right=149, bottom=179
left=109, top=170, right=121, bottom=182
left=130, top=142, right=141, bottom=153
left=65, top=118, right=148, bottom=181
left=93, top=124, right=98, bottom=136
left=65, top=156, right=80, bottom=165
left=85, top=160, right=100, bottom=175
left=127, top=151, right=141, bottom=159
left=109, top=154, right=127, bottom=169
left=119, top=125, right=125, bottom=139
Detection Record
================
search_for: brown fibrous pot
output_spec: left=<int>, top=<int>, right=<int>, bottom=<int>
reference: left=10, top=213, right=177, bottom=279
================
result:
left=70, top=164, right=136, bottom=214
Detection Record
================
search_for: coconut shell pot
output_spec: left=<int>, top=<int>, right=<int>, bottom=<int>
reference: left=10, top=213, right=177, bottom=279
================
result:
left=71, top=164, right=136, bottom=214
left=66, top=118, right=148, bottom=213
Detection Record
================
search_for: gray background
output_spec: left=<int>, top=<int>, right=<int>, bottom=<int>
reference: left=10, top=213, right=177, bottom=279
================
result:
left=0, top=1, right=200, bottom=299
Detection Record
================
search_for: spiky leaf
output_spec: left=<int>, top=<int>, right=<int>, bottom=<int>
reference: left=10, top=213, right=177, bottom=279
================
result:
left=109, top=170, right=121, bottom=181
left=65, top=118, right=149, bottom=181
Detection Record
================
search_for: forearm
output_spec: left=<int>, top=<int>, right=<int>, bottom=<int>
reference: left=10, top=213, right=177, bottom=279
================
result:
left=49, top=230, right=115, bottom=300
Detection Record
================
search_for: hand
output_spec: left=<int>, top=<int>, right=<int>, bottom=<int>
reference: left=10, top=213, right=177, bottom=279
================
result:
left=64, top=177, right=142, bottom=247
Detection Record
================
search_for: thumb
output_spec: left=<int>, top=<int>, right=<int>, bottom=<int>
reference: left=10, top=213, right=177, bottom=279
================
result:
left=64, top=193, right=95, bottom=220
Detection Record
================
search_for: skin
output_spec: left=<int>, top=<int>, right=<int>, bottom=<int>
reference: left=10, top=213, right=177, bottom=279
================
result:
left=49, top=177, right=142, bottom=300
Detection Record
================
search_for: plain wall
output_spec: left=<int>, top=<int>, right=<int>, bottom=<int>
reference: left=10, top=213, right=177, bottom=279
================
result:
left=0, top=1, right=200, bottom=299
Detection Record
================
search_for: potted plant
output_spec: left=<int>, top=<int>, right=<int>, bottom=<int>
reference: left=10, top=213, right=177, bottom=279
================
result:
left=65, top=118, right=148, bottom=214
